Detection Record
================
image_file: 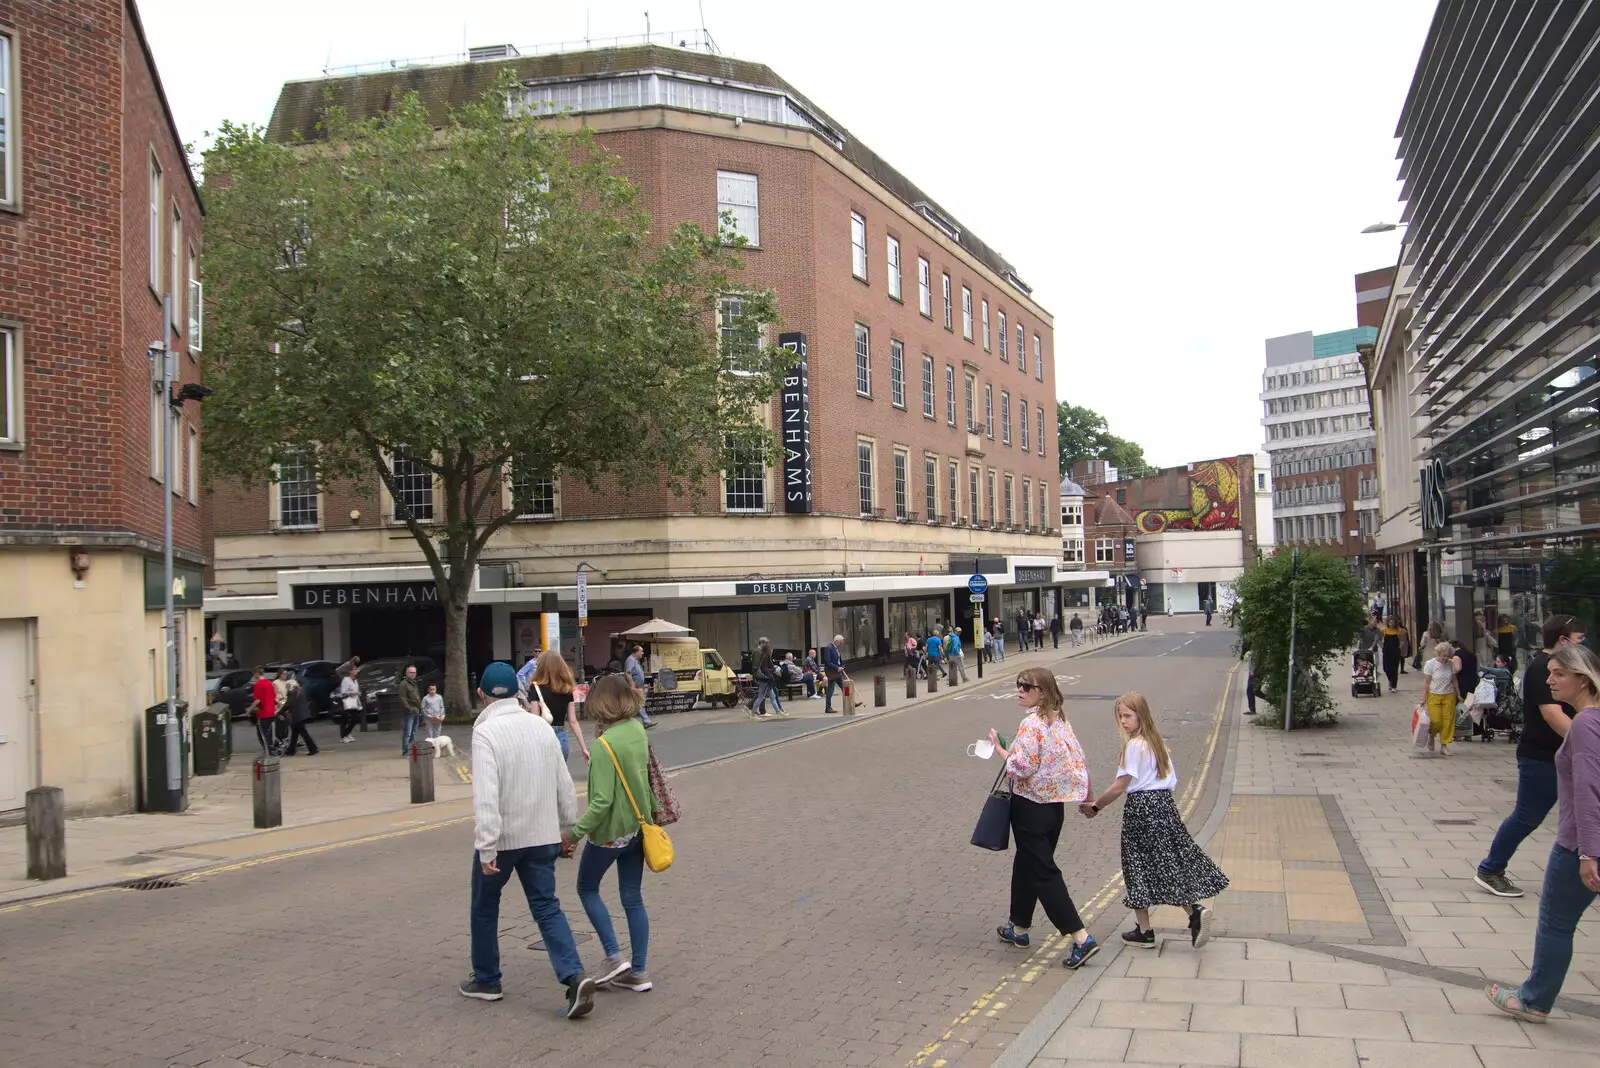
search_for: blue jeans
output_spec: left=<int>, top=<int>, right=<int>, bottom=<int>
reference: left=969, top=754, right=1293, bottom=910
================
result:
left=402, top=712, right=419, bottom=754
left=470, top=845, right=583, bottom=986
left=1518, top=844, right=1598, bottom=1012
left=576, top=838, right=649, bottom=972
left=553, top=725, right=570, bottom=761
left=1478, top=756, right=1559, bottom=876
left=753, top=679, right=783, bottom=714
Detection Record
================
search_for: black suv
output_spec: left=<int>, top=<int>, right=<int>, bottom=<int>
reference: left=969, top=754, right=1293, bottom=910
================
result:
left=355, top=657, right=444, bottom=721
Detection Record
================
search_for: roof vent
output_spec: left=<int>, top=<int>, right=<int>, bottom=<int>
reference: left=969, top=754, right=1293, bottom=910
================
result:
left=470, top=44, right=521, bottom=63
left=912, top=201, right=962, bottom=242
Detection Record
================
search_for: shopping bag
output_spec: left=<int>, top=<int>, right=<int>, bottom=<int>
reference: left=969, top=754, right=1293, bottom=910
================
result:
left=970, top=765, right=1012, bottom=851
left=1412, top=704, right=1431, bottom=750
left=647, top=744, right=681, bottom=827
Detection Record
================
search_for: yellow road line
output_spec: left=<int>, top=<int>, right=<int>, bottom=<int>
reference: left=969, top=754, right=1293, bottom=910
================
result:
left=909, top=662, right=1237, bottom=1067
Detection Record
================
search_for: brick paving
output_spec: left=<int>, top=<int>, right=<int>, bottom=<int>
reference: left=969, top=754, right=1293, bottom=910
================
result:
left=0, top=618, right=1228, bottom=1068
left=1004, top=652, right=1600, bottom=1068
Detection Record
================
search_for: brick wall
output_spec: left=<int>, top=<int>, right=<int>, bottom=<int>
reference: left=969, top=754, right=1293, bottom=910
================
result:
left=0, top=0, right=203, bottom=556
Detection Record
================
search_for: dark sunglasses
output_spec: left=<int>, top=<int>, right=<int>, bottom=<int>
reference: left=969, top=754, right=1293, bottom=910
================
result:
left=1016, top=681, right=1039, bottom=692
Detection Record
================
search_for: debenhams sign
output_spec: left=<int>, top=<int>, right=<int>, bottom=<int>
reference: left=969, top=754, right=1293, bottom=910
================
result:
left=293, top=581, right=440, bottom=610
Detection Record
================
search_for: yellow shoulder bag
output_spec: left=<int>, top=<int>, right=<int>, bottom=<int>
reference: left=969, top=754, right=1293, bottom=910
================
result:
left=598, top=735, right=674, bottom=872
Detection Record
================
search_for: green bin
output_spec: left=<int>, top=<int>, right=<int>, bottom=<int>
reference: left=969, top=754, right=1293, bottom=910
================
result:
left=141, top=700, right=190, bottom=813
left=192, top=705, right=229, bottom=776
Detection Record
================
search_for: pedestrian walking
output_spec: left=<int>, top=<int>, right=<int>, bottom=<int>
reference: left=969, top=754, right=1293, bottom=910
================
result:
left=527, top=649, right=587, bottom=762
left=1083, top=692, right=1229, bottom=949
left=1476, top=614, right=1588, bottom=897
left=1033, top=614, right=1047, bottom=650
left=1049, top=615, right=1061, bottom=649
left=1379, top=616, right=1405, bottom=692
left=1420, top=640, right=1462, bottom=755
left=421, top=683, right=446, bottom=742
left=1358, top=618, right=1379, bottom=655
left=822, top=635, right=848, bottom=714
left=563, top=674, right=659, bottom=997
left=925, top=627, right=947, bottom=679
left=282, top=677, right=320, bottom=756
left=622, top=645, right=656, bottom=728
left=751, top=637, right=786, bottom=717
left=1485, top=641, right=1600, bottom=1023
left=399, top=664, right=422, bottom=756
left=1139, top=605, right=1148, bottom=631
left=1203, top=598, right=1214, bottom=626
left=1068, top=612, right=1083, bottom=648
left=986, top=667, right=1100, bottom=970
left=461, top=662, right=595, bottom=1018
left=1245, top=650, right=1260, bottom=715
left=903, top=633, right=920, bottom=680
left=945, top=627, right=968, bottom=683
left=991, top=618, right=1006, bottom=661
left=337, top=667, right=362, bottom=743
left=248, top=667, right=279, bottom=754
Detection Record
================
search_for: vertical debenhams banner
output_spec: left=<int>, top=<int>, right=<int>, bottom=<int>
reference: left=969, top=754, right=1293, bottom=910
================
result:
left=779, top=331, right=814, bottom=514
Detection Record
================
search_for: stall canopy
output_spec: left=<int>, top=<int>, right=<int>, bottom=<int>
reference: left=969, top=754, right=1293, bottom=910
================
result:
left=614, top=619, right=696, bottom=639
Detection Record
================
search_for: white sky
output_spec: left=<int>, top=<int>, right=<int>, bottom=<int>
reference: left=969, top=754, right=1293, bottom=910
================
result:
left=139, top=0, right=1435, bottom=468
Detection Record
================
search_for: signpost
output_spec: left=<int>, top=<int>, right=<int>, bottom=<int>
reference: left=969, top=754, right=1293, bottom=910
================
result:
left=968, top=573, right=988, bottom=679
left=576, top=571, right=589, bottom=628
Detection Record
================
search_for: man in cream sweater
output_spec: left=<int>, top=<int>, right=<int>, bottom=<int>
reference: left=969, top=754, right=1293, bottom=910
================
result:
left=462, top=662, right=597, bottom=1019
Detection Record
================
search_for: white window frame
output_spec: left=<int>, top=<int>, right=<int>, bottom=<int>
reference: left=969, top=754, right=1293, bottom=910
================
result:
left=998, top=311, right=1008, bottom=361
left=171, top=208, right=183, bottom=331
left=984, top=383, right=994, bottom=439
left=722, top=440, right=767, bottom=514
left=942, top=273, right=952, bottom=330
left=893, top=448, right=909, bottom=520
left=889, top=338, right=905, bottom=409
left=945, top=365, right=957, bottom=426
left=855, top=322, right=871, bottom=397
left=149, top=152, right=163, bottom=293
left=1001, top=390, right=1011, bottom=445
left=716, top=170, right=759, bottom=246
left=1020, top=402, right=1030, bottom=453
left=969, top=467, right=980, bottom=524
left=887, top=235, right=902, bottom=300
left=1033, top=334, right=1043, bottom=380
left=948, top=460, right=960, bottom=522
left=275, top=450, right=321, bottom=530
left=1095, top=538, right=1115, bottom=563
left=0, top=324, right=19, bottom=446
left=170, top=410, right=182, bottom=498
left=981, top=299, right=990, bottom=351
left=850, top=211, right=867, bottom=280
left=961, top=286, right=973, bottom=340
left=510, top=469, right=558, bottom=519
left=187, top=248, right=203, bottom=351
left=1063, top=538, right=1084, bottom=564
left=387, top=446, right=436, bottom=524
left=1022, top=479, right=1031, bottom=528
left=918, top=258, right=932, bottom=316
left=925, top=454, right=939, bottom=521
left=1004, top=475, right=1014, bottom=527
left=921, top=354, right=935, bottom=419
left=187, top=424, right=199, bottom=503
left=857, top=439, right=876, bottom=515
left=986, top=469, right=996, bottom=525
left=1016, top=323, right=1025, bottom=371
left=1063, top=503, right=1084, bottom=527
left=719, top=295, right=757, bottom=374
left=0, top=30, right=16, bottom=209
left=964, top=372, right=976, bottom=432
left=148, top=381, right=163, bottom=480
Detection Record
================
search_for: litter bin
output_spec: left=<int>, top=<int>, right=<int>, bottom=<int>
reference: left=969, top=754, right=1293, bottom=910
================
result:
left=192, top=705, right=229, bottom=776
left=142, top=700, right=190, bottom=813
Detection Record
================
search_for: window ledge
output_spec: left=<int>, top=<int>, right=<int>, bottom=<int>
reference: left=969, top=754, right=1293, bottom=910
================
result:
left=888, top=294, right=904, bottom=304
left=0, top=440, right=22, bottom=452
left=891, top=402, right=906, bottom=411
left=857, top=390, right=873, bottom=400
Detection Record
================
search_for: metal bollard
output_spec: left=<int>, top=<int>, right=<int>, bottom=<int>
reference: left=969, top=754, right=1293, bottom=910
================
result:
left=253, top=757, right=282, bottom=829
left=927, top=671, right=938, bottom=693
left=906, top=672, right=917, bottom=699
left=25, top=786, right=66, bottom=881
left=874, top=674, right=886, bottom=707
left=409, top=743, right=435, bottom=804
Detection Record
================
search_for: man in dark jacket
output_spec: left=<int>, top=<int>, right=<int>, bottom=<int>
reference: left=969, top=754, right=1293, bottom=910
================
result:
left=399, top=665, right=422, bottom=756
left=283, top=678, right=320, bottom=756
left=821, top=636, right=847, bottom=714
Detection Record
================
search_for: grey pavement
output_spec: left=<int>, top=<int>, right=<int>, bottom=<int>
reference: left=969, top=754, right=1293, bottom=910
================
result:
left=0, top=617, right=1221, bottom=1067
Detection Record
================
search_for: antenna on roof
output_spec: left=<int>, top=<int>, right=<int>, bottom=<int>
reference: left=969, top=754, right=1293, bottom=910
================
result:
left=322, top=43, right=334, bottom=76
left=644, top=11, right=651, bottom=42
left=698, top=0, right=720, bottom=54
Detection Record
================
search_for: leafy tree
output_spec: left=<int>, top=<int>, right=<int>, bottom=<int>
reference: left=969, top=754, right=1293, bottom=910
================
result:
left=1056, top=402, right=1152, bottom=477
left=1547, top=546, right=1600, bottom=625
left=1229, top=547, right=1365, bottom=728
left=202, top=79, right=787, bottom=715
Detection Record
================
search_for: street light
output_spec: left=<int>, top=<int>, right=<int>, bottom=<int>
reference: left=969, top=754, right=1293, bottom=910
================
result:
left=1360, top=222, right=1404, bottom=234
left=574, top=561, right=606, bottom=682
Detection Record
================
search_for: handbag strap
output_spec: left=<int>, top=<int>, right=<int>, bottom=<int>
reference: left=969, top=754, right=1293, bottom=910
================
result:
left=597, top=735, right=650, bottom=830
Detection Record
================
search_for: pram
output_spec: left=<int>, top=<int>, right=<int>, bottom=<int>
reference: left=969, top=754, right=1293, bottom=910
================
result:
left=1351, top=650, right=1381, bottom=697
left=1472, top=667, right=1522, bottom=743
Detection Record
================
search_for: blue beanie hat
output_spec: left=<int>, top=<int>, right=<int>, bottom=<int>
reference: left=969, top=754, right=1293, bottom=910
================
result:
left=480, top=662, right=518, bottom=699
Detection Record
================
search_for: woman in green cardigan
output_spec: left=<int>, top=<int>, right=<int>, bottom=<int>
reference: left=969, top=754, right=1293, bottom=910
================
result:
left=563, top=674, right=659, bottom=992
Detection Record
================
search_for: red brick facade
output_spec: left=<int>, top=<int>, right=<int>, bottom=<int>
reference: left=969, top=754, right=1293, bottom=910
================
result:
left=0, top=0, right=204, bottom=559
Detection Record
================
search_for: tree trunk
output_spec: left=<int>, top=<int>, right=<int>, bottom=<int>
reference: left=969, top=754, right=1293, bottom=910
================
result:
left=443, top=586, right=473, bottom=718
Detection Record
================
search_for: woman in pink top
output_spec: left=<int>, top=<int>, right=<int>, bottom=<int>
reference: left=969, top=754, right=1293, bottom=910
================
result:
left=987, top=666, right=1100, bottom=969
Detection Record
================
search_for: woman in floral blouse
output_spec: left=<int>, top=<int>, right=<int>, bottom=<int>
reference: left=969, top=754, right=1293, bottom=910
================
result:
left=987, top=666, right=1100, bottom=969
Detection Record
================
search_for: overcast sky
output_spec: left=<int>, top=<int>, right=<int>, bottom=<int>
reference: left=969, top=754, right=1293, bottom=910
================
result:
left=140, top=0, right=1435, bottom=468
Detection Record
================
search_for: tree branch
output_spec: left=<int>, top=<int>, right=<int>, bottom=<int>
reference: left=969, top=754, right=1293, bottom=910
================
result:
left=361, top=431, right=449, bottom=588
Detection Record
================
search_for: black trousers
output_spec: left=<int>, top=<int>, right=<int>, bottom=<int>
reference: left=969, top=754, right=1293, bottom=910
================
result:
left=286, top=720, right=319, bottom=754
left=1381, top=645, right=1401, bottom=690
left=1008, top=794, right=1085, bottom=934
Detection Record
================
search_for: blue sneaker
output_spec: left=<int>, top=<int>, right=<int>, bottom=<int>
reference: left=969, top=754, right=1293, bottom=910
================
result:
left=1063, top=935, right=1100, bottom=969
left=996, top=923, right=1030, bottom=948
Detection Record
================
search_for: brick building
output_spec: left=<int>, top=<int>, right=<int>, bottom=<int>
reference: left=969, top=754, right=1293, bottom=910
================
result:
left=205, top=41, right=1085, bottom=672
left=0, top=0, right=206, bottom=815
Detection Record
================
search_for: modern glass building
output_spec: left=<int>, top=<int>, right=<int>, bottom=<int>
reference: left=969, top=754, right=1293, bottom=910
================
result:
left=1371, top=0, right=1600, bottom=647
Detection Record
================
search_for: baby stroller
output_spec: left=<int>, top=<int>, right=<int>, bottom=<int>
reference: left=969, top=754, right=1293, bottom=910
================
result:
left=1473, top=667, right=1522, bottom=743
left=1350, top=650, right=1380, bottom=698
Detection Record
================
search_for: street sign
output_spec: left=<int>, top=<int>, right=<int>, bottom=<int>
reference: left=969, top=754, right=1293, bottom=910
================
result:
left=967, top=574, right=989, bottom=594
left=786, top=594, right=816, bottom=611
left=970, top=593, right=986, bottom=603
left=576, top=572, right=589, bottom=627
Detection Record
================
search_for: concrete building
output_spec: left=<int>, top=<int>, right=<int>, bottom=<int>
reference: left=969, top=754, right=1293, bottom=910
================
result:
left=1367, top=1, right=1600, bottom=648
left=1252, top=450, right=1275, bottom=554
left=1059, top=474, right=1087, bottom=581
left=0, top=1, right=207, bottom=816
left=205, top=40, right=1096, bottom=673
left=1260, top=328, right=1380, bottom=585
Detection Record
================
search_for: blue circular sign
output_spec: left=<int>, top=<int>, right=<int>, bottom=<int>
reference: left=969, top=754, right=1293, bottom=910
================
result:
left=967, top=574, right=989, bottom=594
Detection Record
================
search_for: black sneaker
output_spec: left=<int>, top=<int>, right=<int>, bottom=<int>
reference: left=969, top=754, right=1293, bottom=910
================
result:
left=564, top=975, right=596, bottom=1020
left=1063, top=935, right=1100, bottom=969
left=1189, top=905, right=1214, bottom=948
left=1121, top=926, right=1156, bottom=949
left=1474, top=870, right=1525, bottom=898
left=459, top=976, right=503, bottom=1001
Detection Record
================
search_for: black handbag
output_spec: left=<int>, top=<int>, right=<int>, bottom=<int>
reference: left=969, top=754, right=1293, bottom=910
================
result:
left=970, top=763, right=1012, bottom=851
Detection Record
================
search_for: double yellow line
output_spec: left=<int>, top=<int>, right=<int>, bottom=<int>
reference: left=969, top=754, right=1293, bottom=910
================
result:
left=909, top=663, right=1236, bottom=1068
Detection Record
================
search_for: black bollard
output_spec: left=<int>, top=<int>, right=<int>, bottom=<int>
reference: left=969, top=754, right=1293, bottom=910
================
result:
left=409, top=743, right=435, bottom=804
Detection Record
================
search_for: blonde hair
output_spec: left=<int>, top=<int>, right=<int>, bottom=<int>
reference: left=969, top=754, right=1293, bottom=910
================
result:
left=1017, top=667, right=1064, bottom=723
left=1434, top=641, right=1454, bottom=659
left=1114, top=691, right=1173, bottom=779
left=531, top=648, right=574, bottom=694
left=585, top=673, right=643, bottom=727
left=1551, top=644, right=1600, bottom=704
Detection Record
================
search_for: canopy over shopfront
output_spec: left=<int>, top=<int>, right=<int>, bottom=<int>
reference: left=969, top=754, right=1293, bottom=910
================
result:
left=615, top=619, right=695, bottom=639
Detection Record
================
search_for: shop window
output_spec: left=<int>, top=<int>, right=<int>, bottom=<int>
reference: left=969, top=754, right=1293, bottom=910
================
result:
left=832, top=602, right=882, bottom=661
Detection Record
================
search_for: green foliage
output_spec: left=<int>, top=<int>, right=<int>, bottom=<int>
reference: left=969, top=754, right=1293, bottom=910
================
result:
left=1056, top=402, right=1151, bottom=476
left=1229, top=547, right=1365, bottom=728
left=201, top=76, right=788, bottom=713
left=1547, top=546, right=1600, bottom=623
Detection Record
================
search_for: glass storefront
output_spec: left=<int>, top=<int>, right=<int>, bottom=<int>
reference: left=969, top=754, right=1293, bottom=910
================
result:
left=832, top=601, right=882, bottom=661
left=689, top=606, right=809, bottom=666
left=887, top=596, right=951, bottom=644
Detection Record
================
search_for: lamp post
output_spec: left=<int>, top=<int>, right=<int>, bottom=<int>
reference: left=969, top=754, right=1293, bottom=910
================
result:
left=574, top=561, right=605, bottom=682
left=1284, top=546, right=1301, bottom=733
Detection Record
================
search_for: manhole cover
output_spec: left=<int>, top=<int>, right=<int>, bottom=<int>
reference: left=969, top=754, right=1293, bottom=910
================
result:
left=124, top=878, right=185, bottom=891
left=1432, top=818, right=1477, bottom=826
left=529, top=931, right=594, bottom=950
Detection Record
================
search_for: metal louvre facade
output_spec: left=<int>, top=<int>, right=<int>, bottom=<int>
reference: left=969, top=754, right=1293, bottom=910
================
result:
left=1394, top=0, right=1600, bottom=625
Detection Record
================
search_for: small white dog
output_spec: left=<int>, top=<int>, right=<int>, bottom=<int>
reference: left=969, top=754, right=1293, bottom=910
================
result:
left=424, top=735, right=455, bottom=759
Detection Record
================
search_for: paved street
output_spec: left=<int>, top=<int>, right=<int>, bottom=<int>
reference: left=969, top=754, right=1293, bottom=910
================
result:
left=0, top=618, right=1234, bottom=1068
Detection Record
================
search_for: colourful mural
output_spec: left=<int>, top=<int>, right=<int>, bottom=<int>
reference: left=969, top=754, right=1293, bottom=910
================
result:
left=1133, top=459, right=1241, bottom=534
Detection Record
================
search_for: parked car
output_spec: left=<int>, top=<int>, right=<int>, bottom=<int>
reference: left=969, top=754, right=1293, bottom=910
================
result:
left=356, top=657, right=443, bottom=721
left=289, top=660, right=340, bottom=715
left=211, top=669, right=258, bottom=720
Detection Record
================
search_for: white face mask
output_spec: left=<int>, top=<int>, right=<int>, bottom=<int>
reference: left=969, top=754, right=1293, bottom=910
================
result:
left=967, top=739, right=995, bottom=760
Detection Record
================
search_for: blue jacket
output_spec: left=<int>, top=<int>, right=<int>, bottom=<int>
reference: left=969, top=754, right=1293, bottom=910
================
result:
left=944, top=632, right=962, bottom=657
left=925, top=635, right=944, bottom=659
left=822, top=643, right=844, bottom=671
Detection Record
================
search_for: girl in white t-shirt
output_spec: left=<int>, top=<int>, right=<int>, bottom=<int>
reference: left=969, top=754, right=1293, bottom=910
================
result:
left=1083, top=691, right=1230, bottom=950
